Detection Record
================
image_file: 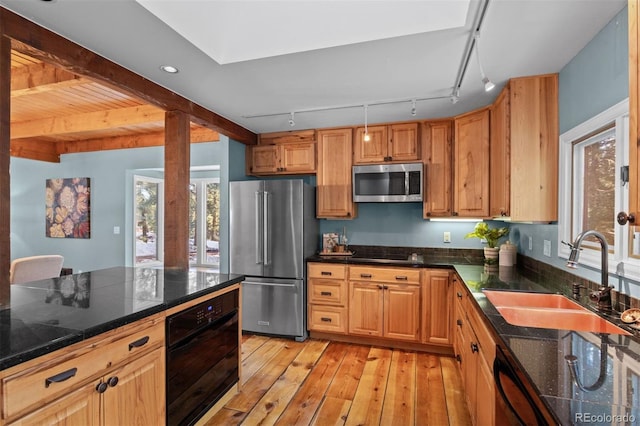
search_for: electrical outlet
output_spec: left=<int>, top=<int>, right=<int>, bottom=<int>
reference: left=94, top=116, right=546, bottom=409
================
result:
left=528, top=236, right=533, bottom=250
left=113, top=226, right=120, bottom=235
left=443, top=231, right=451, bottom=243
left=543, top=240, right=551, bottom=257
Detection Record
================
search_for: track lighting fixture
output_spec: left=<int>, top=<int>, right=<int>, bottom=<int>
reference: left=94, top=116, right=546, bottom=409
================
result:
left=450, top=88, right=460, bottom=104
left=363, top=105, right=371, bottom=142
left=288, top=112, right=295, bottom=127
left=410, top=99, right=417, bottom=117
left=474, top=31, right=494, bottom=92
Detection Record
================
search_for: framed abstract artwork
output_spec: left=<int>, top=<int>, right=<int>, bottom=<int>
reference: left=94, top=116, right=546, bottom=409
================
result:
left=46, top=177, right=91, bottom=238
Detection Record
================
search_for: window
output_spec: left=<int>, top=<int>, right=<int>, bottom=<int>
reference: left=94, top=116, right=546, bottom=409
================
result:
left=134, top=175, right=163, bottom=265
left=133, top=174, right=220, bottom=269
left=558, top=99, right=631, bottom=276
left=189, top=179, right=220, bottom=267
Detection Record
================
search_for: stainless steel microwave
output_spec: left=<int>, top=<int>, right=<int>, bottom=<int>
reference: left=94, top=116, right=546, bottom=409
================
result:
left=352, top=163, right=423, bottom=202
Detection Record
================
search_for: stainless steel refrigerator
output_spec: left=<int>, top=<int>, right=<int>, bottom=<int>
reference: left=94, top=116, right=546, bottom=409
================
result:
left=229, top=179, right=317, bottom=341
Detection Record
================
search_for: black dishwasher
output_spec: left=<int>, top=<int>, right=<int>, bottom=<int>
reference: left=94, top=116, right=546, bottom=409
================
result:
left=166, top=289, right=239, bottom=426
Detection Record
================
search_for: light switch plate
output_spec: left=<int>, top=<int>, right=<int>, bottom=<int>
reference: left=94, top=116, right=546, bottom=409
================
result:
left=528, top=236, right=533, bottom=250
left=113, top=226, right=120, bottom=235
left=443, top=231, right=451, bottom=243
left=543, top=240, right=551, bottom=257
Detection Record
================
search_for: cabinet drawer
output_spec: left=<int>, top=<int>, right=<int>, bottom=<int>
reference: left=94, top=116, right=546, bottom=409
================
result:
left=349, top=266, right=420, bottom=284
left=1, top=320, right=164, bottom=419
left=308, top=279, right=347, bottom=305
left=308, top=305, right=348, bottom=334
left=308, top=263, right=346, bottom=280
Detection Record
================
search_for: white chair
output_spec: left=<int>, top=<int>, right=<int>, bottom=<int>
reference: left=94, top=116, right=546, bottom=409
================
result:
left=10, top=255, right=64, bottom=284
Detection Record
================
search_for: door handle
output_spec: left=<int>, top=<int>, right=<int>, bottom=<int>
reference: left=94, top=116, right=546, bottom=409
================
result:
left=255, top=191, right=263, bottom=265
left=263, top=191, right=270, bottom=266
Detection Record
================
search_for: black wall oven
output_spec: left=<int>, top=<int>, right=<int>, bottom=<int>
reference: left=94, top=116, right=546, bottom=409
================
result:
left=166, top=289, right=239, bottom=426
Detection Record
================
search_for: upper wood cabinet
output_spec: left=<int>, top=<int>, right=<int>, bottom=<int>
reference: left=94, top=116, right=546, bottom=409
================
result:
left=353, top=122, right=420, bottom=164
left=453, top=108, right=490, bottom=217
left=316, top=128, right=357, bottom=219
left=423, top=120, right=453, bottom=218
left=490, top=74, right=559, bottom=221
left=247, top=130, right=316, bottom=175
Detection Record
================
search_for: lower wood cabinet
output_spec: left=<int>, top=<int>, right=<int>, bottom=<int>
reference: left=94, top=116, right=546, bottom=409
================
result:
left=7, top=348, right=165, bottom=426
left=453, top=275, right=495, bottom=425
left=307, top=263, right=456, bottom=349
left=421, top=269, right=452, bottom=345
left=0, top=314, right=165, bottom=426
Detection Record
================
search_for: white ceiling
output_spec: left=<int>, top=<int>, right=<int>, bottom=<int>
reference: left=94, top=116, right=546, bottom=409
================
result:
left=0, top=0, right=628, bottom=136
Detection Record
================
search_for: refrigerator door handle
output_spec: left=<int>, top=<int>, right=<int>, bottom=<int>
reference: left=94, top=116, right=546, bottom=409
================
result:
left=255, top=191, right=263, bottom=264
left=263, top=191, right=270, bottom=265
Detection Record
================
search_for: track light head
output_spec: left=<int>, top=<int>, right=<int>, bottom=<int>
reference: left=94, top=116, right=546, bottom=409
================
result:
left=288, top=112, right=295, bottom=127
left=410, top=99, right=417, bottom=117
left=450, top=94, right=460, bottom=104
left=482, top=77, right=495, bottom=92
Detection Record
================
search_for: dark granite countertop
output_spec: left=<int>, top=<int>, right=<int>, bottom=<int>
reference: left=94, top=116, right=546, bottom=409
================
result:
left=454, top=264, right=640, bottom=426
left=0, top=266, right=244, bottom=370
left=308, top=253, right=640, bottom=425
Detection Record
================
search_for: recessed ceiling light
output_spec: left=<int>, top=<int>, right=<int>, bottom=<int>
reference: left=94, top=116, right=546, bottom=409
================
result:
left=160, top=65, right=179, bottom=74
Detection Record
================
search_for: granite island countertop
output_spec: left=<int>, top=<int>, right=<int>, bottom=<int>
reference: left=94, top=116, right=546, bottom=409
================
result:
left=0, top=266, right=244, bottom=370
left=308, top=253, right=640, bottom=425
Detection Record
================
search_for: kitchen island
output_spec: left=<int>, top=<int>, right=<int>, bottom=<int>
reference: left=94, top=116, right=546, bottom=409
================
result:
left=0, top=266, right=244, bottom=425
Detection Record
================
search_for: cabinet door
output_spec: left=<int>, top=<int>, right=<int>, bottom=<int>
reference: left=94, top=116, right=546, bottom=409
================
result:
left=490, top=86, right=510, bottom=217
left=421, top=269, right=452, bottom=345
left=349, top=282, right=383, bottom=337
left=353, top=125, right=387, bottom=163
left=6, top=382, right=99, bottom=426
left=461, top=318, right=479, bottom=424
left=454, top=108, right=490, bottom=217
left=389, top=123, right=419, bottom=161
left=423, top=120, right=452, bottom=218
left=249, top=145, right=279, bottom=174
left=384, top=284, right=420, bottom=341
left=280, top=142, right=316, bottom=173
left=316, top=128, right=356, bottom=218
left=476, top=354, right=495, bottom=426
left=102, top=348, right=165, bottom=426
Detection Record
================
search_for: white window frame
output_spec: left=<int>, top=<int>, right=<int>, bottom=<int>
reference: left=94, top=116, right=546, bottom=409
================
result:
left=558, top=99, right=633, bottom=278
left=189, top=178, right=220, bottom=268
left=133, top=174, right=164, bottom=267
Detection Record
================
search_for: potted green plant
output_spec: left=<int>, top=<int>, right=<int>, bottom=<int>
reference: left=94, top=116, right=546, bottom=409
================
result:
left=465, top=222, right=509, bottom=268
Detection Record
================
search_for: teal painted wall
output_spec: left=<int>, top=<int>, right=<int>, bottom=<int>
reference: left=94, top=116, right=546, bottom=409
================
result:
left=511, top=5, right=631, bottom=289
left=11, top=141, right=224, bottom=273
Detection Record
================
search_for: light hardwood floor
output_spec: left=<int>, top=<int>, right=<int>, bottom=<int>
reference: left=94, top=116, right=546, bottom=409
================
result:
left=204, top=334, right=472, bottom=426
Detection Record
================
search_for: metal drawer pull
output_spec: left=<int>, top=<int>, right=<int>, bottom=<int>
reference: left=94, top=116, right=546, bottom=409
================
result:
left=128, top=336, right=150, bottom=351
left=456, top=319, right=463, bottom=326
left=107, top=376, right=119, bottom=387
left=321, top=271, right=332, bottom=276
left=456, top=292, right=463, bottom=299
left=45, top=367, right=78, bottom=388
left=320, top=291, right=332, bottom=296
left=395, top=276, right=408, bottom=281
left=471, top=342, right=479, bottom=353
left=96, top=381, right=108, bottom=393
left=320, top=317, right=332, bottom=322
left=360, top=273, right=372, bottom=278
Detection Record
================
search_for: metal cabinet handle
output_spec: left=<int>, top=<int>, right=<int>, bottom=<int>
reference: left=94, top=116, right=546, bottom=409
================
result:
left=617, top=211, right=636, bottom=225
left=378, top=285, right=384, bottom=289
left=456, top=292, right=463, bottom=299
left=360, top=273, right=372, bottom=278
left=128, top=336, right=149, bottom=351
left=96, top=381, right=108, bottom=393
left=320, top=291, right=332, bottom=296
left=395, top=276, right=408, bottom=281
left=456, top=354, right=462, bottom=363
left=321, top=271, right=332, bottom=276
left=107, top=376, right=119, bottom=387
left=456, top=319, right=463, bottom=327
left=320, top=317, right=332, bottom=322
left=471, top=342, right=479, bottom=353
left=45, top=367, right=78, bottom=388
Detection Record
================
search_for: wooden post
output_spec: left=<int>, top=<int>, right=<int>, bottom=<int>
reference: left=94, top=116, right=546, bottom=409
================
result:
left=0, top=33, right=10, bottom=307
left=164, top=111, right=190, bottom=270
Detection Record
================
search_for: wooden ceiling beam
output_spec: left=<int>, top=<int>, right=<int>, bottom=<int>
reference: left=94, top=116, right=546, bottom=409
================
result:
left=10, top=138, right=59, bottom=162
left=11, top=61, right=83, bottom=97
left=12, top=104, right=165, bottom=139
left=58, top=127, right=220, bottom=154
left=0, top=8, right=257, bottom=145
